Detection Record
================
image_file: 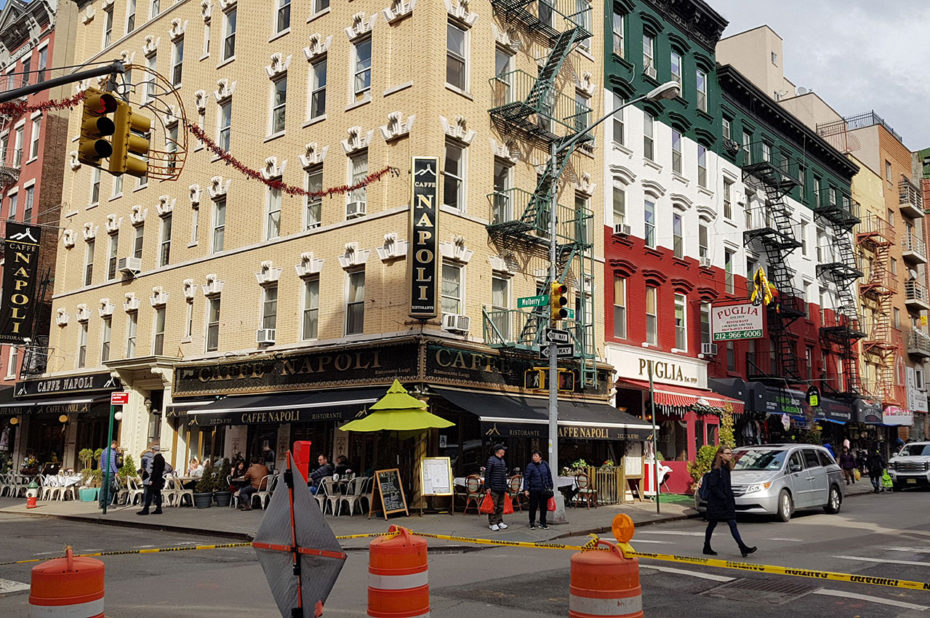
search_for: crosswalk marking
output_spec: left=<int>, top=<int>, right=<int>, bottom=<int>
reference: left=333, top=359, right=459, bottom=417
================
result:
left=629, top=539, right=673, bottom=544
left=886, top=546, right=930, bottom=554
left=813, top=588, right=929, bottom=611
left=834, top=555, right=930, bottom=568
left=635, top=531, right=704, bottom=537
left=643, top=565, right=734, bottom=582
left=768, top=537, right=803, bottom=542
left=0, top=578, right=30, bottom=594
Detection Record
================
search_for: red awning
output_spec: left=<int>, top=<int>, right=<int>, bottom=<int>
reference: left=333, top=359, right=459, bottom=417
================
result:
left=615, top=379, right=744, bottom=414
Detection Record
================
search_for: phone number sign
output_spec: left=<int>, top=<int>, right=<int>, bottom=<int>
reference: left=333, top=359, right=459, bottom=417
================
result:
left=711, top=302, right=764, bottom=341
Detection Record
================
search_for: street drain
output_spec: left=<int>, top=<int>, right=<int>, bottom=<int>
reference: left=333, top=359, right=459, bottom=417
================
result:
left=700, top=578, right=816, bottom=605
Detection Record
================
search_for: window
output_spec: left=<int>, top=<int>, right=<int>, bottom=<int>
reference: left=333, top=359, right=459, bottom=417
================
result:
left=7, top=191, right=16, bottom=219
left=887, top=208, right=894, bottom=229
left=722, top=118, right=731, bottom=141
left=494, top=47, right=513, bottom=105
left=353, top=37, right=372, bottom=102
left=696, top=69, right=707, bottom=112
left=144, top=53, right=156, bottom=102
left=814, top=177, right=822, bottom=208
left=443, top=140, right=465, bottom=210
left=262, top=285, right=278, bottom=331
left=891, top=257, right=898, bottom=276
left=575, top=192, right=592, bottom=245
left=151, top=0, right=160, bottom=18
left=698, top=223, right=708, bottom=259
left=23, top=186, right=33, bottom=222
left=202, top=17, right=210, bottom=56
left=112, top=173, right=123, bottom=197
left=644, top=199, right=655, bottom=248
left=674, top=294, right=687, bottom=350
left=91, top=168, right=101, bottom=205
left=574, top=92, right=589, bottom=133
left=612, top=10, right=624, bottom=57
left=490, top=275, right=510, bottom=341
left=206, top=297, right=221, bottom=351
left=84, top=239, right=95, bottom=286
left=171, top=38, right=184, bottom=87
left=805, top=346, right=813, bottom=380
left=800, top=220, right=809, bottom=257
left=576, top=0, right=590, bottom=50
left=276, top=0, right=291, bottom=33
left=126, top=0, right=136, bottom=34
left=613, top=276, right=626, bottom=339
left=103, top=7, right=113, bottom=47
left=126, top=312, right=137, bottom=357
left=309, top=58, right=327, bottom=119
left=271, top=77, right=287, bottom=134
left=185, top=301, right=193, bottom=339
left=724, top=249, right=734, bottom=293
left=13, top=125, right=23, bottom=167
left=37, top=46, right=47, bottom=82
left=302, top=277, right=319, bottom=340
left=441, top=263, right=463, bottom=315
left=723, top=179, right=733, bottom=219
left=701, top=303, right=711, bottom=344
left=166, top=123, right=178, bottom=172
left=29, top=117, right=40, bottom=159
left=727, top=342, right=735, bottom=371
left=159, top=214, right=172, bottom=267
left=190, top=205, right=199, bottom=244
left=612, top=186, right=626, bottom=227
left=345, top=270, right=365, bottom=335
left=672, top=213, right=683, bottom=258
left=697, top=145, right=708, bottom=188
left=266, top=186, right=282, bottom=239
left=446, top=22, right=467, bottom=91
left=313, top=0, right=330, bottom=14
left=670, top=51, right=682, bottom=86
left=643, top=113, right=655, bottom=161
left=642, top=33, right=655, bottom=77
left=153, top=307, right=165, bottom=355
left=218, top=100, right=232, bottom=151
left=21, top=57, right=30, bottom=87
left=101, top=317, right=111, bottom=363
left=133, top=224, right=144, bottom=259
left=742, top=131, right=752, bottom=164
left=0, top=133, right=7, bottom=164
left=77, top=322, right=88, bottom=368
left=223, top=8, right=236, bottom=60
left=645, top=286, right=657, bottom=345
left=212, top=198, right=225, bottom=252
left=306, top=165, right=322, bottom=229
left=761, top=141, right=772, bottom=162
left=816, top=228, right=825, bottom=262
left=894, top=308, right=901, bottom=329
left=798, top=165, right=806, bottom=196
left=348, top=151, right=368, bottom=211
left=612, top=93, right=624, bottom=145
left=885, top=160, right=892, bottom=182
left=671, top=130, right=682, bottom=174
left=107, top=233, right=118, bottom=280
left=803, top=280, right=812, bottom=317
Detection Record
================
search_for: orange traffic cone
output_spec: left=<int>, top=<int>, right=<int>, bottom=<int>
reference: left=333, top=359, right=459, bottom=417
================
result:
left=29, top=546, right=105, bottom=617
left=368, top=526, right=429, bottom=617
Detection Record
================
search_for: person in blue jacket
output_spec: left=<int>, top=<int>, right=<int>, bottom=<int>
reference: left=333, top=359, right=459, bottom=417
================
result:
left=523, top=450, right=553, bottom=529
left=485, top=444, right=509, bottom=531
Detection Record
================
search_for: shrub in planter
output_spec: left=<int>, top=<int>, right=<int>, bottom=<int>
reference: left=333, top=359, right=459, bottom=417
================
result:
left=213, top=459, right=232, bottom=507
left=78, top=448, right=95, bottom=471
left=193, top=469, right=215, bottom=508
left=117, top=454, right=137, bottom=483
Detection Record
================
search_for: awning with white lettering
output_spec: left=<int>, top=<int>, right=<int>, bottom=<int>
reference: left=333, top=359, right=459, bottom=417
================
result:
left=0, top=393, right=108, bottom=416
left=614, top=379, right=745, bottom=414
left=432, top=386, right=652, bottom=441
left=181, top=388, right=383, bottom=425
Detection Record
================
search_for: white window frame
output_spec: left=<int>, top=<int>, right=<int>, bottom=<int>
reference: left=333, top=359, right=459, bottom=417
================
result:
left=126, top=0, right=137, bottom=34
left=144, top=53, right=157, bottom=102
left=190, top=205, right=199, bottom=245
left=133, top=223, right=144, bottom=259
left=28, top=116, right=40, bottom=160
left=217, top=100, right=232, bottom=152
left=724, top=249, right=734, bottom=293
left=206, top=297, right=221, bottom=352
left=313, top=0, right=330, bottom=15
left=222, top=7, right=237, bottom=61
left=305, top=164, right=323, bottom=229
left=184, top=300, right=194, bottom=340
left=5, top=346, right=17, bottom=379
left=345, top=269, right=365, bottom=336
left=723, top=179, right=732, bottom=220
left=212, top=197, right=226, bottom=252
left=492, top=158, right=512, bottom=224
left=612, top=186, right=625, bottom=226
left=642, top=33, right=655, bottom=77
left=643, top=113, right=654, bottom=161
left=697, top=145, right=707, bottom=188
left=441, top=262, right=464, bottom=316
left=103, top=6, right=114, bottom=48
left=446, top=21, right=468, bottom=92
left=107, top=232, right=119, bottom=281
left=644, top=199, right=656, bottom=248
left=101, top=316, right=111, bottom=362
left=490, top=274, right=511, bottom=341
left=171, top=37, right=184, bottom=87
left=261, top=284, right=278, bottom=331
left=275, top=0, right=291, bottom=34
left=159, top=214, right=172, bottom=267
left=77, top=322, right=88, bottom=369
left=13, top=125, right=23, bottom=168
left=308, top=57, right=327, bottom=120
left=347, top=151, right=368, bottom=213
left=270, top=76, right=287, bottom=135
left=126, top=311, right=138, bottom=357
left=613, top=275, right=626, bottom=339
left=612, top=93, right=625, bottom=145
left=443, top=140, right=465, bottom=210
left=153, top=306, right=166, bottom=355
left=672, top=212, right=683, bottom=258
left=150, top=0, right=161, bottom=19
left=266, top=185, right=282, bottom=240
left=84, top=239, right=95, bottom=286
left=90, top=167, right=101, bottom=206
left=612, top=10, right=624, bottom=58
left=696, top=69, right=708, bottom=112
left=671, top=130, right=682, bottom=174
left=674, top=293, right=687, bottom=351
left=352, top=36, right=372, bottom=103
left=670, top=50, right=682, bottom=86
left=645, top=286, right=657, bottom=345
left=302, top=276, right=320, bottom=340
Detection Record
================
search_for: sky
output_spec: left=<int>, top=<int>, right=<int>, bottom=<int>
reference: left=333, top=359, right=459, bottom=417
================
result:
left=711, top=0, right=930, bottom=150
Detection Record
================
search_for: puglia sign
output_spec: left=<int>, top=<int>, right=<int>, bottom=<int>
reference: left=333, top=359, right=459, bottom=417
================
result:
left=409, top=156, right=439, bottom=319
left=711, top=302, right=764, bottom=341
left=0, top=223, right=41, bottom=344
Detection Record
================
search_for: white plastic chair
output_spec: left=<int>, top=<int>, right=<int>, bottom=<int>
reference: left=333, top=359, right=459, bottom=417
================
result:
left=175, top=477, right=194, bottom=507
left=58, top=476, right=77, bottom=501
left=41, top=474, right=60, bottom=500
left=126, top=476, right=145, bottom=505
left=0, top=473, right=9, bottom=497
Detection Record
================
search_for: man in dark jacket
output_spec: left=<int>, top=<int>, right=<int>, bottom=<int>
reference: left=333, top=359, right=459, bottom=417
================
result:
left=867, top=449, right=885, bottom=493
left=138, top=444, right=165, bottom=515
left=523, top=450, right=553, bottom=529
left=838, top=447, right=857, bottom=485
left=308, top=454, right=334, bottom=494
left=485, top=444, right=509, bottom=531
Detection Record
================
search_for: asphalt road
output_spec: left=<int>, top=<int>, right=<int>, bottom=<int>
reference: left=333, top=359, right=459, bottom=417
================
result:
left=0, top=488, right=928, bottom=616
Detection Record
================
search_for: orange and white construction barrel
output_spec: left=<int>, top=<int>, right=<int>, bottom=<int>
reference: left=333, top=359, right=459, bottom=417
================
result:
left=569, top=539, right=642, bottom=617
left=29, top=546, right=105, bottom=617
left=368, top=525, right=429, bottom=617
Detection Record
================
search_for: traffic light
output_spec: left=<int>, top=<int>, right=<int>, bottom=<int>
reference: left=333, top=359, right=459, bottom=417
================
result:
left=77, top=88, right=117, bottom=167
left=109, top=100, right=151, bottom=177
left=550, top=282, right=568, bottom=322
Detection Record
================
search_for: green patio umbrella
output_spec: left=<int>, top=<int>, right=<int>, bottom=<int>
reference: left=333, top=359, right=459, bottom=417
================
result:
left=339, top=380, right=453, bottom=432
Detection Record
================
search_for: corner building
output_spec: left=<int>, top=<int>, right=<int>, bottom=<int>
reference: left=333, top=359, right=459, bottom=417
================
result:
left=37, top=0, right=649, bottom=477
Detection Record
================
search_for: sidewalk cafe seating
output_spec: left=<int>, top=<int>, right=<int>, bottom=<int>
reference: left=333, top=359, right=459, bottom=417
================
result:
left=462, top=474, right=482, bottom=514
left=338, top=476, right=370, bottom=516
left=507, top=475, right=524, bottom=511
left=251, top=474, right=275, bottom=510
left=574, top=473, right=597, bottom=509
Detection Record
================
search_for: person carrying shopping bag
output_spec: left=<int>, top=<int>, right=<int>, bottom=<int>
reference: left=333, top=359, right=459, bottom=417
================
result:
left=523, top=450, right=553, bottom=530
left=485, top=444, right=509, bottom=531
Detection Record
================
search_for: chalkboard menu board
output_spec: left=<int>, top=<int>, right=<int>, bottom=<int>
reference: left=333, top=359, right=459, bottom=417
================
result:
left=371, top=468, right=408, bottom=519
left=420, top=457, right=453, bottom=496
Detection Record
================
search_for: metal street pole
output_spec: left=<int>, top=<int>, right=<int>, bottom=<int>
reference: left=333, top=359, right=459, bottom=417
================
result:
left=648, top=361, right=660, bottom=514
left=101, top=403, right=114, bottom=515
left=548, top=139, right=566, bottom=523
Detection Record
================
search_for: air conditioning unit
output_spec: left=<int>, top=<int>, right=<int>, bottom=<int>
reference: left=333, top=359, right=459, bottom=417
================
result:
left=441, top=313, right=470, bottom=334
left=699, top=256, right=712, bottom=268
left=644, top=63, right=657, bottom=79
left=613, top=223, right=631, bottom=236
left=117, top=257, right=142, bottom=275
left=701, top=342, right=718, bottom=356
left=256, top=328, right=276, bottom=345
left=346, top=201, right=367, bottom=219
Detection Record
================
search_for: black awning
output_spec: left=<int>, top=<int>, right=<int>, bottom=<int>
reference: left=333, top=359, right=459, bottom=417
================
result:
left=0, top=392, right=109, bottom=416
left=184, top=388, right=382, bottom=425
left=432, top=386, right=652, bottom=441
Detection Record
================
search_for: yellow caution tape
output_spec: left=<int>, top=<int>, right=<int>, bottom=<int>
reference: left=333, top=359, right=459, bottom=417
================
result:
left=411, top=531, right=594, bottom=551
left=0, top=542, right=252, bottom=565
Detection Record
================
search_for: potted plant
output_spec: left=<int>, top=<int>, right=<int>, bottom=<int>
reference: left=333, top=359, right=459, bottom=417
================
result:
left=213, top=459, right=232, bottom=507
left=687, top=445, right=718, bottom=495
left=193, top=465, right=215, bottom=508
left=78, top=448, right=94, bottom=470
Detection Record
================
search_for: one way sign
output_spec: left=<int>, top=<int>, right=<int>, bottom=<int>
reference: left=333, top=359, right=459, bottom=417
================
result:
left=539, top=343, right=574, bottom=359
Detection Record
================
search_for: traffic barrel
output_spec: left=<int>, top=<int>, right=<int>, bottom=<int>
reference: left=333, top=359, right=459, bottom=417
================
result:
left=569, top=515, right=642, bottom=618
left=29, top=546, right=105, bottom=617
left=368, top=526, right=429, bottom=617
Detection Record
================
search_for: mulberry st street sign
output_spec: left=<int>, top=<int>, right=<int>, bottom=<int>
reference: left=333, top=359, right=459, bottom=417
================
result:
left=409, top=157, right=439, bottom=319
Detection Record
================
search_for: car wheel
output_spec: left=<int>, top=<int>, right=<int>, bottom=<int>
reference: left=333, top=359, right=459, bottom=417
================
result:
left=892, top=483, right=902, bottom=492
left=824, top=485, right=842, bottom=514
left=777, top=489, right=793, bottom=522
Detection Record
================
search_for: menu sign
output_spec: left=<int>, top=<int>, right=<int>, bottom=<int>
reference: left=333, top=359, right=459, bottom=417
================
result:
left=420, top=457, right=453, bottom=496
left=0, top=223, right=42, bottom=344
left=371, top=468, right=408, bottom=520
left=409, top=157, right=439, bottom=319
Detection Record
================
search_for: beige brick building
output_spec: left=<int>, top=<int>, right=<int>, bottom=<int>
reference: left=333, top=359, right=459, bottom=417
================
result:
left=36, top=0, right=623, bottom=475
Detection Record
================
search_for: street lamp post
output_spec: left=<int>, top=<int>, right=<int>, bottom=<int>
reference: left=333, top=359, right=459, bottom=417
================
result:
left=548, top=81, right=679, bottom=522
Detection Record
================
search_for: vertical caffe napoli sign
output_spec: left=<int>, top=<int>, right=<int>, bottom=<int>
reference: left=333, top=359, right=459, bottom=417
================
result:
left=409, top=157, right=439, bottom=319
left=0, top=223, right=41, bottom=343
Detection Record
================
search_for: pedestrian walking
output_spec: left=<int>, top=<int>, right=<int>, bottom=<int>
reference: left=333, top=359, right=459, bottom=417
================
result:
left=523, top=450, right=553, bottom=530
left=485, top=444, right=509, bottom=531
left=703, top=445, right=756, bottom=558
left=138, top=444, right=165, bottom=515
left=98, top=440, right=120, bottom=509
left=838, top=446, right=857, bottom=485
left=867, top=448, right=885, bottom=493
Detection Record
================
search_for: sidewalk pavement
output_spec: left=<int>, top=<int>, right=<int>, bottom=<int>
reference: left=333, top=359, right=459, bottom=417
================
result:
left=0, top=480, right=876, bottom=551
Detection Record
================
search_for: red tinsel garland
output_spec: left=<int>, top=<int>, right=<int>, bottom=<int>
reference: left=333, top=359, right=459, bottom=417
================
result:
left=187, top=122, right=397, bottom=198
left=0, top=91, right=86, bottom=118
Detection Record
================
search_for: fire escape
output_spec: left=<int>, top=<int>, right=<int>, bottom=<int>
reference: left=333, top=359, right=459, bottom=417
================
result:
left=482, top=0, right=597, bottom=387
left=856, top=215, right=897, bottom=401
left=813, top=189, right=864, bottom=395
left=741, top=142, right=805, bottom=383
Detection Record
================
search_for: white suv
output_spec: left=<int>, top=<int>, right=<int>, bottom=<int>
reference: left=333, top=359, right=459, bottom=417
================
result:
left=888, top=442, right=930, bottom=491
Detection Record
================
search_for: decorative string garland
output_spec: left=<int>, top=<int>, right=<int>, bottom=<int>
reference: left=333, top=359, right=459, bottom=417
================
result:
left=0, top=91, right=86, bottom=118
left=186, top=122, right=398, bottom=198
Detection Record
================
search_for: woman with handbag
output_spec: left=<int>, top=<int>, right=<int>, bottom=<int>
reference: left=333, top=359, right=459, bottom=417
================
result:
left=523, top=450, right=554, bottom=530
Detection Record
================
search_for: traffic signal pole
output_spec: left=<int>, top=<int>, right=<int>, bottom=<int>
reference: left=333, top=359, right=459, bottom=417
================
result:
left=0, top=61, right=124, bottom=105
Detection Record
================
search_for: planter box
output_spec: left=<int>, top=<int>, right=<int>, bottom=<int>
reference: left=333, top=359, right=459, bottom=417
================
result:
left=193, top=492, right=213, bottom=508
left=78, top=487, right=99, bottom=502
left=214, top=491, right=232, bottom=507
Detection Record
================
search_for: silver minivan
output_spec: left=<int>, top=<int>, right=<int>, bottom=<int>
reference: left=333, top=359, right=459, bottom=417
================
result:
left=695, top=444, right=844, bottom=521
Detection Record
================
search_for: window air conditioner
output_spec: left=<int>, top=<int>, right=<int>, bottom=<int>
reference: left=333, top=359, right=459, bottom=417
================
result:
left=117, top=257, right=142, bottom=275
left=613, top=223, right=631, bottom=236
left=700, top=256, right=712, bottom=268
left=346, top=201, right=367, bottom=219
left=644, top=63, right=657, bottom=80
left=441, top=313, right=470, bottom=334
left=701, top=342, right=718, bottom=356
left=256, top=328, right=276, bottom=345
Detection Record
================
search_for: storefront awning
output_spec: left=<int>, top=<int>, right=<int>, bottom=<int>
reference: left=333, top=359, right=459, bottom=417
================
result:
left=182, top=388, right=383, bottom=425
left=432, top=386, right=653, bottom=440
left=0, top=393, right=107, bottom=415
left=614, top=379, right=745, bottom=414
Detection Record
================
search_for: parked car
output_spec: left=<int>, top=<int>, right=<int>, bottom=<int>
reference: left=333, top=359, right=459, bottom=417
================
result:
left=695, top=444, right=844, bottom=521
left=888, top=442, right=930, bottom=491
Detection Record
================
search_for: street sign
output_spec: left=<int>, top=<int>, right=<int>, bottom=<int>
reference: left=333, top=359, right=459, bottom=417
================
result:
left=110, top=392, right=129, bottom=405
left=539, top=344, right=574, bottom=359
left=545, top=328, right=570, bottom=344
left=518, top=294, right=549, bottom=308
left=565, top=308, right=575, bottom=320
